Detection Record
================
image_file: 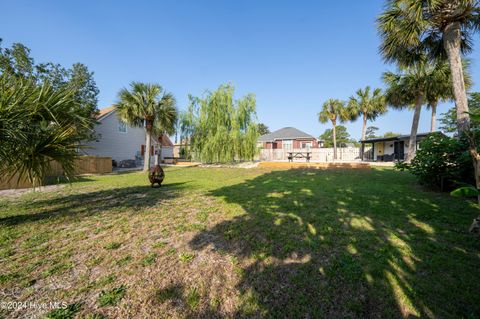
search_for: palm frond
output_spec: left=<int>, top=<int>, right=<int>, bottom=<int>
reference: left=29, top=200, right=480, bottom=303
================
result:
left=0, top=75, right=88, bottom=187
left=116, top=82, right=178, bottom=142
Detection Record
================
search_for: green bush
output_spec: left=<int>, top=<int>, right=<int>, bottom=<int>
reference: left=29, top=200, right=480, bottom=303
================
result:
left=179, top=147, right=187, bottom=158
left=407, top=133, right=474, bottom=191
left=179, top=147, right=192, bottom=160
left=394, top=161, right=410, bottom=171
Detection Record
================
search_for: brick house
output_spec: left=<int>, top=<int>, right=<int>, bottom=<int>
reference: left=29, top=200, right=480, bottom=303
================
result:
left=258, top=127, right=320, bottom=150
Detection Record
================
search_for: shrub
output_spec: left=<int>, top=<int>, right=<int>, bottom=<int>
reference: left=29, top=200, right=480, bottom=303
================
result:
left=407, top=133, right=473, bottom=191
left=179, top=147, right=187, bottom=158
left=394, top=161, right=410, bottom=171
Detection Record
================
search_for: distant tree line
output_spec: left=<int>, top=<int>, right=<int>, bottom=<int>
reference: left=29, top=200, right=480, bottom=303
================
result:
left=319, top=126, right=357, bottom=148
left=257, top=123, right=270, bottom=136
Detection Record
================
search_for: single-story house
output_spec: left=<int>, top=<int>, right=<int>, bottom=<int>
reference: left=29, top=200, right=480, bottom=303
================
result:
left=360, top=133, right=432, bottom=161
left=258, top=127, right=320, bottom=150
left=83, top=106, right=174, bottom=165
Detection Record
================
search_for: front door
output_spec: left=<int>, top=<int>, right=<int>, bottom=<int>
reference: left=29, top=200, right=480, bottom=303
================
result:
left=394, top=141, right=405, bottom=160
left=376, top=142, right=384, bottom=160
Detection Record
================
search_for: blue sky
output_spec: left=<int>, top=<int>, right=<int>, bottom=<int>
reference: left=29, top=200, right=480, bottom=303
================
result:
left=1, top=0, right=479, bottom=139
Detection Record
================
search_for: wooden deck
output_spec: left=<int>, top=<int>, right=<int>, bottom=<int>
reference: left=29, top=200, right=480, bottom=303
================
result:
left=258, top=161, right=372, bottom=169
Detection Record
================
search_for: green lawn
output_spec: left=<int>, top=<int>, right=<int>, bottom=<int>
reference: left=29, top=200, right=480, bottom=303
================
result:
left=0, top=167, right=479, bottom=318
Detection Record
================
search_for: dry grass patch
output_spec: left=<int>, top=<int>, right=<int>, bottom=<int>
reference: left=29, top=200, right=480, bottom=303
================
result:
left=0, top=167, right=479, bottom=318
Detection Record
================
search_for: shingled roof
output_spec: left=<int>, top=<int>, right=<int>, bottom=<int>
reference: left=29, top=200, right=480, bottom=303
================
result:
left=95, top=106, right=174, bottom=146
left=360, top=132, right=434, bottom=143
left=96, top=106, right=116, bottom=120
left=259, top=127, right=316, bottom=142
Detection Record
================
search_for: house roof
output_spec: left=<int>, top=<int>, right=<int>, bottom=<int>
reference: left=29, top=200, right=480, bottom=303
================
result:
left=259, top=127, right=316, bottom=142
left=361, top=132, right=434, bottom=143
left=159, top=134, right=174, bottom=147
left=96, top=106, right=174, bottom=147
left=96, top=106, right=116, bottom=120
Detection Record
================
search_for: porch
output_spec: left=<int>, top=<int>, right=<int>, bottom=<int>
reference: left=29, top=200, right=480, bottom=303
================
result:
left=360, top=133, right=431, bottom=162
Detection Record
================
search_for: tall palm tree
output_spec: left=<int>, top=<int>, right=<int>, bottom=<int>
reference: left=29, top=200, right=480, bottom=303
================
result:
left=318, top=99, right=352, bottom=160
left=348, top=86, right=387, bottom=141
left=116, top=82, right=177, bottom=172
left=426, top=98, right=441, bottom=133
left=426, top=82, right=451, bottom=133
left=379, top=1, right=480, bottom=205
left=378, top=0, right=479, bottom=135
left=383, top=60, right=450, bottom=161
left=426, top=60, right=471, bottom=132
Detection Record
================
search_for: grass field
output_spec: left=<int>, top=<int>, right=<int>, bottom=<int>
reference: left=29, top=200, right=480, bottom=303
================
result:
left=0, top=167, right=479, bottom=318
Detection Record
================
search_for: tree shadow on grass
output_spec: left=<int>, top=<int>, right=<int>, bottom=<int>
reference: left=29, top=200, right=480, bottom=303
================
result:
left=0, top=182, right=188, bottom=226
left=43, top=175, right=96, bottom=185
left=189, top=169, right=479, bottom=318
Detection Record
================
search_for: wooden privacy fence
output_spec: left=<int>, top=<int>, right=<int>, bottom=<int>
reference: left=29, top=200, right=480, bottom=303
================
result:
left=258, top=147, right=371, bottom=162
left=0, top=156, right=112, bottom=190
left=64, top=156, right=112, bottom=175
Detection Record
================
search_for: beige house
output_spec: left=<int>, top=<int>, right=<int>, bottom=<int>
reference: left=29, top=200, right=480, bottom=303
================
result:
left=83, top=106, right=174, bottom=165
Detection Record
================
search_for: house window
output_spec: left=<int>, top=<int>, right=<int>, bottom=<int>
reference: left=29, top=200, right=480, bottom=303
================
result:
left=283, top=140, right=293, bottom=150
left=301, top=142, right=312, bottom=150
left=118, top=121, right=127, bottom=133
left=141, top=145, right=154, bottom=157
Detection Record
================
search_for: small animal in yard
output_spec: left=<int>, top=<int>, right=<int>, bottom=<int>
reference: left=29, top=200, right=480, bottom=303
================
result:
left=149, top=165, right=165, bottom=188
left=469, top=217, right=480, bottom=236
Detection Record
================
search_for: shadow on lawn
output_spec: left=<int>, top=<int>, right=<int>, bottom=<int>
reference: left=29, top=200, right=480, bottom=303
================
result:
left=189, top=169, right=479, bottom=318
left=0, top=182, right=188, bottom=226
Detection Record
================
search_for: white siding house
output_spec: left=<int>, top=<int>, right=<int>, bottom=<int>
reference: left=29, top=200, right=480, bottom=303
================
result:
left=360, top=133, right=433, bottom=161
left=83, top=107, right=174, bottom=165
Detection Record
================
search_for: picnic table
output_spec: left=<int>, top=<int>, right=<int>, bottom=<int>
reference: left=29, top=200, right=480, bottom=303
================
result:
left=288, top=152, right=311, bottom=162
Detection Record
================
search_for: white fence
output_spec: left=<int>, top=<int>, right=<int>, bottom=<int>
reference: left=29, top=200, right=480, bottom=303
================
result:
left=259, top=147, right=369, bottom=162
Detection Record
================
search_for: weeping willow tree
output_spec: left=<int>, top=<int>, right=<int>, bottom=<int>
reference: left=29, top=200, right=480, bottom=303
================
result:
left=181, top=84, right=259, bottom=163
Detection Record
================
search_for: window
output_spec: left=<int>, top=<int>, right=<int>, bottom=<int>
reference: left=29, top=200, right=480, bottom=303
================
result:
left=118, top=121, right=127, bottom=133
left=301, top=142, right=312, bottom=150
left=141, top=145, right=154, bottom=157
left=283, top=140, right=293, bottom=150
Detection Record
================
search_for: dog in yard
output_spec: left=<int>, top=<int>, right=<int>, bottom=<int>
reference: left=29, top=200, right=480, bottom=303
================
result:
left=149, top=165, right=165, bottom=188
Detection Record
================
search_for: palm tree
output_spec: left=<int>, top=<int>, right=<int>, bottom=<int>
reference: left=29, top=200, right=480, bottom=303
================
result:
left=379, top=1, right=480, bottom=205
left=318, top=99, right=352, bottom=160
left=116, top=82, right=177, bottom=172
left=426, top=82, right=451, bottom=133
left=378, top=0, right=479, bottom=135
left=426, top=98, right=441, bottom=133
left=348, top=86, right=386, bottom=141
left=383, top=60, right=450, bottom=161
left=0, top=75, right=91, bottom=187
left=426, top=60, right=471, bottom=132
